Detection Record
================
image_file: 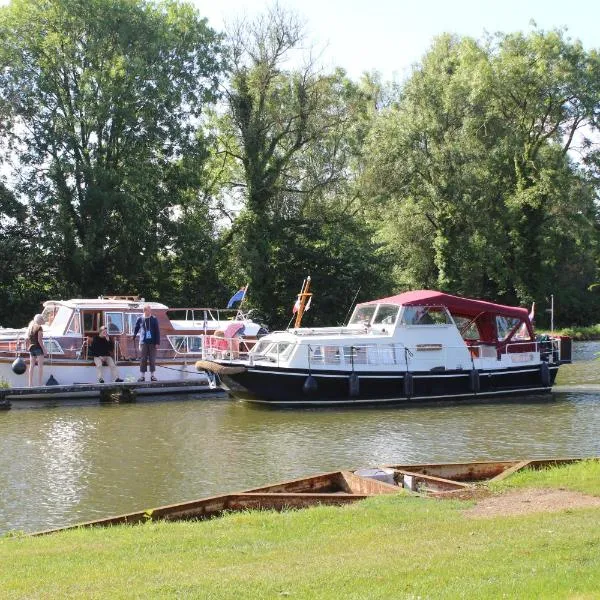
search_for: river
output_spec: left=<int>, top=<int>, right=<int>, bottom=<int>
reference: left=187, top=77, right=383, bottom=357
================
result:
left=1, top=341, right=599, bottom=534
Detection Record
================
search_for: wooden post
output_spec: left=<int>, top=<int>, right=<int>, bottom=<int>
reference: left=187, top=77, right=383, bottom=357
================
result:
left=294, top=276, right=313, bottom=329
left=0, top=390, right=11, bottom=410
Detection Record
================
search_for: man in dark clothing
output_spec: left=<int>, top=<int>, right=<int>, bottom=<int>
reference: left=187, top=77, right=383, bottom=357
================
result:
left=90, top=325, right=123, bottom=383
left=133, top=304, right=161, bottom=382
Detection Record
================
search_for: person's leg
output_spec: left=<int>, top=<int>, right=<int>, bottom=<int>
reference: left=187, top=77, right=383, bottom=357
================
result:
left=28, top=355, right=34, bottom=387
left=149, top=344, right=157, bottom=380
left=37, top=355, right=44, bottom=386
left=106, top=356, right=119, bottom=381
left=93, top=357, right=104, bottom=381
left=139, top=344, right=148, bottom=380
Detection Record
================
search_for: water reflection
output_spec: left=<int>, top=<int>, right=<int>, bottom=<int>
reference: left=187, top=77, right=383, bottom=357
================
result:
left=1, top=344, right=600, bottom=534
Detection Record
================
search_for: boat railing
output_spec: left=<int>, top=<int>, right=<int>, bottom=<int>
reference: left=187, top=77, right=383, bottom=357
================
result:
left=223, top=339, right=555, bottom=370
left=200, top=334, right=254, bottom=361
left=503, top=339, right=560, bottom=363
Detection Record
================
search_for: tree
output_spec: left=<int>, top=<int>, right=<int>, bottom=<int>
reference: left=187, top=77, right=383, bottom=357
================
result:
left=361, top=29, right=600, bottom=318
left=215, top=4, right=377, bottom=318
left=0, top=0, right=224, bottom=298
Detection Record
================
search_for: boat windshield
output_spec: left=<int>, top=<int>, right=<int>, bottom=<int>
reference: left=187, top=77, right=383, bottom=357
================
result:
left=348, top=305, right=377, bottom=326
left=372, top=304, right=400, bottom=326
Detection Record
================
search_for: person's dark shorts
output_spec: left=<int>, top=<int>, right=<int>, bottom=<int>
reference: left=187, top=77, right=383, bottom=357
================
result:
left=30, top=347, right=43, bottom=357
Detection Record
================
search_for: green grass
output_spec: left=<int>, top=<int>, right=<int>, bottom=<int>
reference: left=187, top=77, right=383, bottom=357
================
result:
left=1, top=462, right=600, bottom=599
left=538, top=324, right=600, bottom=340
left=489, top=459, right=600, bottom=496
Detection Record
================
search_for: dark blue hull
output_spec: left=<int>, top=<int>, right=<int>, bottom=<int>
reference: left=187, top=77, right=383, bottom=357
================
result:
left=221, top=363, right=559, bottom=406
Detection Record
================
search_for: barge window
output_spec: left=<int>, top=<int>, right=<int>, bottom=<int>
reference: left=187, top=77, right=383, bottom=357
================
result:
left=105, top=312, right=124, bottom=334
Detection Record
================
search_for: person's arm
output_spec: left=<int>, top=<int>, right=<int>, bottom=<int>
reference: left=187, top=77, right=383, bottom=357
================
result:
left=133, top=317, right=141, bottom=338
left=153, top=317, right=160, bottom=345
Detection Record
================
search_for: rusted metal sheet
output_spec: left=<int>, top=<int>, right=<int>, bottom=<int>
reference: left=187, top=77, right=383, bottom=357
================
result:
left=386, top=461, right=525, bottom=482
left=395, top=470, right=472, bottom=492
left=488, top=460, right=532, bottom=482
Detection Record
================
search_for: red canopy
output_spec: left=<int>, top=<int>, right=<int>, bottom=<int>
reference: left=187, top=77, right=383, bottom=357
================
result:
left=359, top=290, right=529, bottom=320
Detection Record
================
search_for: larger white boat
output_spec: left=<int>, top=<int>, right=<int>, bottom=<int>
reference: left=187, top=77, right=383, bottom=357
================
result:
left=0, top=296, right=266, bottom=399
left=197, top=290, right=571, bottom=407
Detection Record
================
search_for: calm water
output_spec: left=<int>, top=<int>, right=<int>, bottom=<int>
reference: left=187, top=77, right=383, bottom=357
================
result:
left=1, top=342, right=600, bottom=534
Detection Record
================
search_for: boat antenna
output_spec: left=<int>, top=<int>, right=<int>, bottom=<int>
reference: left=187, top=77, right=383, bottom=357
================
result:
left=342, top=287, right=361, bottom=325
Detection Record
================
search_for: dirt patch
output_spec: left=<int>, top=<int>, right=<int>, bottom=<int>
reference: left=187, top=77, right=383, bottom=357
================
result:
left=463, top=487, right=600, bottom=518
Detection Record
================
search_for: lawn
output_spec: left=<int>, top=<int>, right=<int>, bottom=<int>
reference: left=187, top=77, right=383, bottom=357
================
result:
left=1, top=461, right=599, bottom=599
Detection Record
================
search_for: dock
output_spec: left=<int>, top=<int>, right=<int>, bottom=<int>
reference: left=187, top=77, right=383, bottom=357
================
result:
left=0, top=378, right=226, bottom=409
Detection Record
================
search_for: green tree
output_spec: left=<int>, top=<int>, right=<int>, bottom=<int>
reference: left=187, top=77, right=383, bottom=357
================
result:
left=362, top=29, right=600, bottom=319
left=0, top=0, right=224, bottom=299
left=215, top=5, right=383, bottom=318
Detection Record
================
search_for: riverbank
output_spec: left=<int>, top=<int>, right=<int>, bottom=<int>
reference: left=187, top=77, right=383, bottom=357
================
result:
left=540, top=324, right=600, bottom=340
left=2, top=460, right=599, bottom=599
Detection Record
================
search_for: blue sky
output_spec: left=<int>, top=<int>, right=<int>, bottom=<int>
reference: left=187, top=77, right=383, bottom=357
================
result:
left=194, top=0, right=600, bottom=81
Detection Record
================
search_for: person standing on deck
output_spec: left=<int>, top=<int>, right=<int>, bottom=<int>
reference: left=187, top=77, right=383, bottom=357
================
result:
left=133, top=304, right=161, bottom=382
left=90, top=326, right=123, bottom=383
left=26, top=314, right=46, bottom=387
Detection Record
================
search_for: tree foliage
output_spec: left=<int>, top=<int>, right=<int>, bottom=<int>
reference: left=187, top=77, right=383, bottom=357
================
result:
left=1, top=5, right=600, bottom=329
left=212, top=4, right=385, bottom=320
left=0, top=0, right=224, bottom=302
left=361, top=29, right=600, bottom=323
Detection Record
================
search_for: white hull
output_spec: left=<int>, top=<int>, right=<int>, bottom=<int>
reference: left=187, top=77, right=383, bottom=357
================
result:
left=0, top=357, right=215, bottom=400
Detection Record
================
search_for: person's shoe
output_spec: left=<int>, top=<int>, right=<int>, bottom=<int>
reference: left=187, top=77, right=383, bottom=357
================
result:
left=137, top=376, right=146, bottom=382
left=150, top=376, right=157, bottom=382
left=115, top=378, right=124, bottom=383
left=98, top=378, right=104, bottom=384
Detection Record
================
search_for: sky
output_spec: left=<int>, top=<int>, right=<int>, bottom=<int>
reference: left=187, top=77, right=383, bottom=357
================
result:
left=194, top=0, right=600, bottom=81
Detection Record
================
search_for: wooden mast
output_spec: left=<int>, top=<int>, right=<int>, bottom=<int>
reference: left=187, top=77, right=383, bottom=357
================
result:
left=294, top=276, right=312, bottom=328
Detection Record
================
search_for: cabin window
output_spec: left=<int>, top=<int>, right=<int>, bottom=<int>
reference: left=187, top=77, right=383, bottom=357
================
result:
left=513, top=321, right=532, bottom=341
left=309, top=345, right=324, bottom=363
left=344, top=346, right=367, bottom=365
left=168, top=335, right=203, bottom=353
left=401, top=306, right=452, bottom=325
left=348, top=305, right=377, bottom=326
left=188, top=336, right=203, bottom=352
left=168, top=335, right=187, bottom=352
left=66, top=312, right=81, bottom=335
left=453, top=316, right=480, bottom=340
left=373, top=305, right=400, bottom=326
left=83, top=312, right=100, bottom=333
left=44, top=339, right=64, bottom=355
left=126, top=313, right=143, bottom=335
left=324, top=346, right=341, bottom=364
left=252, top=340, right=271, bottom=356
left=496, top=316, right=522, bottom=341
left=105, top=312, right=124, bottom=334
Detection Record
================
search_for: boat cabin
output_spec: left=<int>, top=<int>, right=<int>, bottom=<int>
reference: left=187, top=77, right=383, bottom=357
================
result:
left=242, top=290, right=542, bottom=372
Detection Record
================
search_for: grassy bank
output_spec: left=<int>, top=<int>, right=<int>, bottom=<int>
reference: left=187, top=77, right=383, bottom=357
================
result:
left=1, top=460, right=599, bottom=599
left=539, top=324, right=600, bottom=340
